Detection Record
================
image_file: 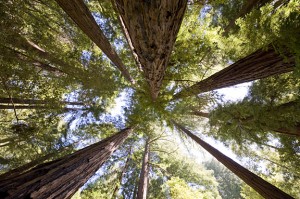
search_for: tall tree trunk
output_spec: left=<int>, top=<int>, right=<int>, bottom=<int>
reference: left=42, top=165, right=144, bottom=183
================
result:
left=0, top=97, right=84, bottom=106
left=137, top=139, right=150, bottom=199
left=54, top=0, right=134, bottom=84
left=0, top=127, right=132, bottom=199
left=111, top=152, right=131, bottom=198
left=173, top=45, right=295, bottom=99
left=14, top=36, right=70, bottom=73
left=172, top=121, right=294, bottom=199
left=114, top=0, right=187, bottom=100
left=0, top=143, right=76, bottom=180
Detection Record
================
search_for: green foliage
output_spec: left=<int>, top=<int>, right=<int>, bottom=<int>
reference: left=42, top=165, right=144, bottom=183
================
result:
left=1, top=0, right=300, bottom=198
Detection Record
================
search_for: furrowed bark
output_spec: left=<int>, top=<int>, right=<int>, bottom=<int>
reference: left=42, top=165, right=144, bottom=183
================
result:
left=137, top=139, right=150, bottom=199
left=114, top=0, right=187, bottom=100
left=54, top=0, right=134, bottom=84
left=173, top=121, right=294, bottom=199
left=0, top=127, right=132, bottom=199
left=174, top=45, right=295, bottom=99
left=0, top=143, right=75, bottom=180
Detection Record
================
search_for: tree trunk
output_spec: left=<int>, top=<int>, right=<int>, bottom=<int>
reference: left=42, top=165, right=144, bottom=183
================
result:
left=0, top=127, right=132, bottom=199
left=173, top=45, right=295, bottom=99
left=191, top=110, right=210, bottom=118
left=111, top=153, right=131, bottom=198
left=172, top=121, right=294, bottom=199
left=137, top=139, right=150, bottom=199
left=0, top=143, right=76, bottom=180
left=54, top=0, right=134, bottom=84
left=114, top=0, right=187, bottom=100
left=0, top=97, right=84, bottom=106
left=14, top=36, right=71, bottom=73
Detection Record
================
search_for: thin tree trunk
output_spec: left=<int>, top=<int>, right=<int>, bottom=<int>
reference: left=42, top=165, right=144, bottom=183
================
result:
left=54, top=0, right=134, bottom=84
left=5, top=45, right=64, bottom=74
left=111, top=153, right=131, bottom=198
left=172, top=121, right=294, bottom=199
left=0, top=127, right=132, bottom=199
left=14, top=36, right=71, bottom=73
left=173, top=45, right=295, bottom=99
left=137, top=139, right=150, bottom=199
left=191, top=110, right=210, bottom=118
left=0, top=143, right=76, bottom=180
left=0, top=97, right=84, bottom=106
left=114, top=0, right=187, bottom=100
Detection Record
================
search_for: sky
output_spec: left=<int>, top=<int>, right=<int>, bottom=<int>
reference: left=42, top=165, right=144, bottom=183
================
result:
left=108, top=82, right=251, bottom=164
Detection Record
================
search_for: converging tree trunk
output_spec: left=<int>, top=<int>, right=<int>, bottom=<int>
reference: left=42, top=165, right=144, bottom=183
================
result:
left=137, top=139, right=150, bottom=199
left=54, top=0, right=134, bottom=84
left=114, top=0, right=187, bottom=100
left=112, top=152, right=131, bottom=198
left=174, top=45, right=295, bottom=99
left=172, top=121, right=294, bottom=199
left=0, top=127, right=132, bottom=199
left=0, top=143, right=76, bottom=180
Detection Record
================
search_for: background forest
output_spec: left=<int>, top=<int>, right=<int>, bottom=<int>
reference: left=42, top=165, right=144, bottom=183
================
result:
left=0, top=0, right=299, bottom=198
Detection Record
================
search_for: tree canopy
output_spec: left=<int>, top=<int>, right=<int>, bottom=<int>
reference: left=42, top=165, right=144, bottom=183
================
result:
left=0, top=0, right=299, bottom=198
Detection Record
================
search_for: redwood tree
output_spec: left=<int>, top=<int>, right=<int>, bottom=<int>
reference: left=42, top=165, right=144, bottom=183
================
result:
left=137, top=139, right=150, bottom=199
left=0, top=127, right=132, bottom=199
left=173, top=45, right=295, bottom=99
left=54, top=0, right=134, bottom=83
left=114, top=0, right=187, bottom=100
left=173, top=121, right=294, bottom=199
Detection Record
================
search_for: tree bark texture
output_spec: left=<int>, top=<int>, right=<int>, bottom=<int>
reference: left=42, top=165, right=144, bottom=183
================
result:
left=114, top=0, right=187, bottom=100
left=137, top=139, right=150, bottom=199
left=0, top=127, right=132, bottom=199
left=173, top=121, right=294, bottom=199
left=0, top=143, right=75, bottom=180
left=174, top=45, right=295, bottom=99
left=54, top=0, right=134, bottom=83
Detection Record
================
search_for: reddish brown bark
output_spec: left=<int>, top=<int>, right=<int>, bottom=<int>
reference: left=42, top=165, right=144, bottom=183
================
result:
left=114, top=0, right=187, bottom=100
left=137, top=139, right=150, bottom=199
left=0, top=127, right=132, bottom=199
left=0, top=143, right=75, bottom=180
left=173, top=121, right=294, bottom=199
left=54, top=0, right=134, bottom=84
left=14, top=36, right=71, bottom=73
left=174, top=45, right=295, bottom=99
